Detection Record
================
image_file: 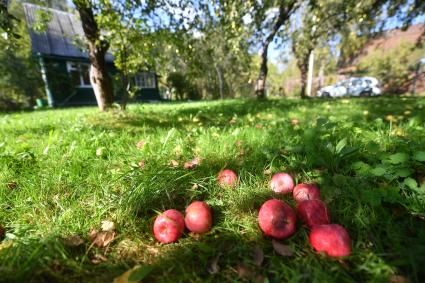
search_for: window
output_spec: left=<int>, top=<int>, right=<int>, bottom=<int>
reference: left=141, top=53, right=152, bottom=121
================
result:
left=134, top=72, right=156, bottom=89
left=66, top=62, right=91, bottom=87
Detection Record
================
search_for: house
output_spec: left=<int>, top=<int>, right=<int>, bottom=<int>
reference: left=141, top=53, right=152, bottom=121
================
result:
left=22, top=3, right=161, bottom=107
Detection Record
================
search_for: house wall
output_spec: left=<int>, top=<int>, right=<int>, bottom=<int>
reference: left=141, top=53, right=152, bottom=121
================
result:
left=40, top=55, right=161, bottom=107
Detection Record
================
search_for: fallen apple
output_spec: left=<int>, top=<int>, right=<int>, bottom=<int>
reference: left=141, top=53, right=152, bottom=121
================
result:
left=258, top=199, right=297, bottom=239
left=185, top=201, right=212, bottom=234
left=309, top=224, right=352, bottom=257
left=297, top=199, right=330, bottom=228
left=270, top=173, right=295, bottom=194
left=217, top=169, right=238, bottom=187
left=293, top=183, right=320, bottom=202
left=153, top=209, right=185, bottom=244
left=0, top=224, right=4, bottom=239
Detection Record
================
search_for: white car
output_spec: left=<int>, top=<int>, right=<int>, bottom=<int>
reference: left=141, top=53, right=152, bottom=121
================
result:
left=317, top=77, right=381, bottom=98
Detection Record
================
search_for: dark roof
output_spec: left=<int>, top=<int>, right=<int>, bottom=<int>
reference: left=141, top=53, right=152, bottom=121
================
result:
left=22, top=3, right=113, bottom=62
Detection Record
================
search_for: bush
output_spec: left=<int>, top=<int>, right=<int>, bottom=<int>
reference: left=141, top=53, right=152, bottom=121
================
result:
left=167, top=72, right=201, bottom=100
left=358, top=43, right=423, bottom=94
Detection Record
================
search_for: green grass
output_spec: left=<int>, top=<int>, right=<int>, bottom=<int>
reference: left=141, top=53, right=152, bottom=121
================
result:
left=0, top=97, right=424, bottom=282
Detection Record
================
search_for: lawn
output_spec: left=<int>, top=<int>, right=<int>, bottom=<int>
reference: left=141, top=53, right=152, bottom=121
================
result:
left=0, top=97, right=424, bottom=283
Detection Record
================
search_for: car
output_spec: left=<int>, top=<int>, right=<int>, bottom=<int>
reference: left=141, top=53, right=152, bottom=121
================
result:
left=317, top=77, right=381, bottom=98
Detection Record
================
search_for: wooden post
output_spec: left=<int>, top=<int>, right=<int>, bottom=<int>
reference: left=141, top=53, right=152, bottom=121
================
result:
left=306, top=51, right=314, bottom=97
left=38, top=54, right=54, bottom=107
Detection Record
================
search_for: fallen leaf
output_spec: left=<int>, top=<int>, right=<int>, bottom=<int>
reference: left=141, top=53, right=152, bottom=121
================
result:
left=184, top=157, right=201, bottom=169
left=96, top=148, right=104, bottom=156
left=6, top=182, right=17, bottom=190
left=89, top=229, right=116, bottom=248
left=237, top=263, right=255, bottom=279
left=113, top=266, right=140, bottom=283
left=90, top=253, right=108, bottom=264
left=390, top=275, right=408, bottom=283
left=138, top=160, right=145, bottom=169
left=128, top=265, right=154, bottom=282
left=206, top=254, right=221, bottom=275
left=63, top=234, right=84, bottom=247
left=170, top=159, right=179, bottom=168
left=101, top=220, right=115, bottom=232
left=252, top=246, right=264, bottom=266
left=272, top=239, right=293, bottom=256
left=191, top=183, right=199, bottom=190
left=291, top=118, right=300, bottom=126
left=136, top=140, right=146, bottom=149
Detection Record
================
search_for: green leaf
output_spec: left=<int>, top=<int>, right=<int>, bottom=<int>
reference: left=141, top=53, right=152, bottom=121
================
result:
left=413, top=151, right=425, bottom=162
left=395, top=168, right=412, bottom=177
left=371, top=166, right=387, bottom=176
left=128, top=265, right=154, bottom=281
left=335, top=139, right=347, bottom=154
left=404, top=178, right=418, bottom=190
left=388, top=153, right=409, bottom=164
left=365, top=142, right=380, bottom=154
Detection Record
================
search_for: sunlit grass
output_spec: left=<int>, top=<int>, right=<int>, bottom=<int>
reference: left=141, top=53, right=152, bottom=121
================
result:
left=0, top=97, right=424, bottom=282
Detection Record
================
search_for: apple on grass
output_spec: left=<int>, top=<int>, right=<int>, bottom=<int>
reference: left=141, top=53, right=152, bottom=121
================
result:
left=217, top=169, right=238, bottom=187
left=270, top=173, right=294, bottom=194
left=297, top=199, right=330, bottom=228
left=258, top=199, right=297, bottom=239
left=309, top=224, right=352, bottom=257
left=293, top=183, right=320, bottom=203
left=185, top=201, right=212, bottom=234
left=153, top=209, right=185, bottom=244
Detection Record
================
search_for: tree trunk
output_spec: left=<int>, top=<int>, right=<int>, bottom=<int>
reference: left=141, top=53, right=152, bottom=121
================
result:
left=215, top=64, right=224, bottom=99
left=300, top=66, right=308, bottom=99
left=74, top=1, right=114, bottom=111
left=255, top=1, right=298, bottom=99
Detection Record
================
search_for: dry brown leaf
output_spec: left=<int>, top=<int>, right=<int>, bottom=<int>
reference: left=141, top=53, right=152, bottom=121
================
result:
left=138, top=160, right=145, bottom=169
left=136, top=140, right=146, bottom=149
left=89, top=229, right=116, bottom=248
left=170, top=159, right=179, bottom=168
left=252, top=246, right=264, bottom=266
left=390, top=275, right=408, bottom=283
left=291, top=118, right=300, bottom=126
left=206, top=253, right=221, bottom=275
left=6, top=182, right=17, bottom=190
left=184, top=157, right=201, bottom=169
left=101, top=220, right=115, bottom=232
left=237, top=263, right=255, bottom=279
left=90, top=253, right=108, bottom=264
left=113, top=265, right=141, bottom=283
left=63, top=234, right=84, bottom=247
left=191, top=183, right=199, bottom=190
left=272, top=239, right=293, bottom=257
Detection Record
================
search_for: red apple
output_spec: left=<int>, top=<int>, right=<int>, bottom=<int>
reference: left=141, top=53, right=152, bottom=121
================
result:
left=270, top=173, right=294, bottom=194
left=217, top=169, right=238, bottom=187
left=185, top=201, right=212, bottom=234
left=309, top=224, right=352, bottom=257
left=0, top=224, right=4, bottom=239
left=153, top=209, right=185, bottom=243
left=293, top=183, right=320, bottom=202
left=258, top=199, right=297, bottom=239
left=297, top=199, right=330, bottom=228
